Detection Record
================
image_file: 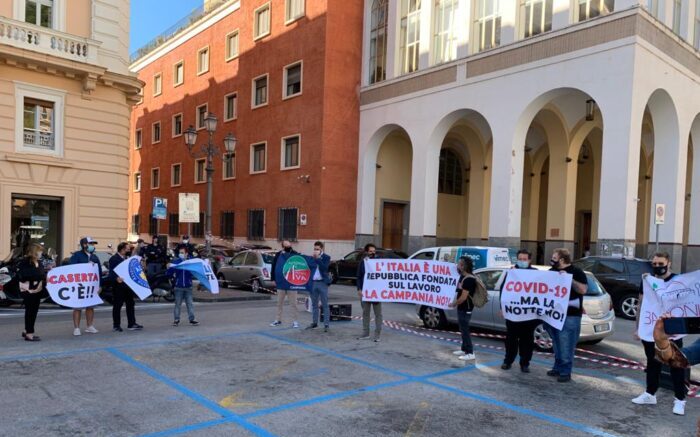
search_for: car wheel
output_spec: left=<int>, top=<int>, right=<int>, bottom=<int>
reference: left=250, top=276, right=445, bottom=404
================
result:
left=420, top=306, right=446, bottom=330
left=250, top=278, right=261, bottom=293
left=217, top=274, right=228, bottom=289
left=619, top=294, right=639, bottom=320
left=534, top=323, right=553, bottom=351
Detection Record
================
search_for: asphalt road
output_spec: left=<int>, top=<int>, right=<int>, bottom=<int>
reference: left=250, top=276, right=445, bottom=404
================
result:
left=0, top=283, right=697, bottom=436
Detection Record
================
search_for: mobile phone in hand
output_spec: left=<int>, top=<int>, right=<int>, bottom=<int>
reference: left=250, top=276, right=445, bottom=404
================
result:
left=664, top=317, right=700, bottom=335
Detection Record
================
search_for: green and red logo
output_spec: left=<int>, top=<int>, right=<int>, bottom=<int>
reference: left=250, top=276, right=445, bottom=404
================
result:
left=283, top=255, right=311, bottom=286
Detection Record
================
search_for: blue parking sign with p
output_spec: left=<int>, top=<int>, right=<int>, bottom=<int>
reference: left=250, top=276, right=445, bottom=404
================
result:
left=153, top=197, right=167, bottom=220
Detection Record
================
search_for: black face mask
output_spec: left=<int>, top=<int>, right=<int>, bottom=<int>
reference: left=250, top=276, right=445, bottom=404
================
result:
left=125, top=251, right=133, bottom=257
left=368, top=253, right=376, bottom=258
left=549, top=259, right=559, bottom=268
left=283, top=247, right=292, bottom=253
left=652, top=265, right=668, bottom=276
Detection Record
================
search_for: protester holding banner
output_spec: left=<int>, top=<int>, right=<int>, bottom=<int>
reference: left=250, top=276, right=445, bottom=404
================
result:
left=17, top=243, right=46, bottom=342
left=632, top=252, right=686, bottom=415
left=108, top=243, right=143, bottom=332
left=357, top=243, right=382, bottom=342
left=654, top=315, right=698, bottom=367
left=306, top=241, right=332, bottom=332
left=546, top=248, right=587, bottom=382
left=69, top=237, right=102, bottom=336
left=449, top=256, right=477, bottom=361
left=500, top=250, right=538, bottom=372
left=166, top=247, right=199, bottom=326
left=270, top=241, right=301, bottom=329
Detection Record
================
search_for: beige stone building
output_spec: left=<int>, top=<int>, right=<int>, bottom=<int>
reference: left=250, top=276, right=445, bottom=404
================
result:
left=0, top=0, right=141, bottom=260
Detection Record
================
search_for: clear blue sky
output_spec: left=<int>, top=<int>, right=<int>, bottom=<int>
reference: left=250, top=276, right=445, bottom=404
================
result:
left=130, top=0, right=203, bottom=54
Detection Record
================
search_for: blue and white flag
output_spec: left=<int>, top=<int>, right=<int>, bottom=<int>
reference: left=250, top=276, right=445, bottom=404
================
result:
left=172, top=258, right=220, bottom=294
left=114, top=256, right=152, bottom=300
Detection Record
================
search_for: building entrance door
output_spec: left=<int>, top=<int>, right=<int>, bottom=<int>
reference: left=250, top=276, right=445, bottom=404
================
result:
left=382, top=202, right=405, bottom=251
left=10, top=195, right=63, bottom=261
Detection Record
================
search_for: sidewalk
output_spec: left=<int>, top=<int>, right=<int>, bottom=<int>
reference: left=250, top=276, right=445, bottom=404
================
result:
left=193, top=286, right=272, bottom=303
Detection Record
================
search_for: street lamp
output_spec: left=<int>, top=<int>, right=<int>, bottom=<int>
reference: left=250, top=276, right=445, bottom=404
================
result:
left=182, top=114, right=236, bottom=256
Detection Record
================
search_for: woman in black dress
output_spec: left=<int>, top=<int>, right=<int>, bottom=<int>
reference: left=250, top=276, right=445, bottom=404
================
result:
left=17, top=243, right=46, bottom=342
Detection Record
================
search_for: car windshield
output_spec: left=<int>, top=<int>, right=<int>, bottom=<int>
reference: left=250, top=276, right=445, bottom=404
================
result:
left=220, top=249, right=236, bottom=257
left=261, top=253, right=275, bottom=264
left=585, top=273, right=605, bottom=296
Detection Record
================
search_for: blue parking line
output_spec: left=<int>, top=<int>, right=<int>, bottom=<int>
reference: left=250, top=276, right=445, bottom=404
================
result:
left=106, top=348, right=276, bottom=437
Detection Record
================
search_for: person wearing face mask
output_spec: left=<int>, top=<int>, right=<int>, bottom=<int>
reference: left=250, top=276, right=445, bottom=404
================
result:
left=306, top=241, right=332, bottom=332
left=357, top=243, right=382, bottom=342
left=17, top=243, right=46, bottom=342
left=545, top=248, right=587, bottom=382
left=270, top=240, right=300, bottom=328
left=499, top=249, right=539, bottom=372
left=108, top=242, right=143, bottom=333
left=449, top=256, right=477, bottom=360
left=144, top=235, right=166, bottom=276
left=177, top=235, right=195, bottom=258
left=69, top=237, right=102, bottom=336
left=632, top=252, right=687, bottom=415
left=166, top=247, right=198, bottom=326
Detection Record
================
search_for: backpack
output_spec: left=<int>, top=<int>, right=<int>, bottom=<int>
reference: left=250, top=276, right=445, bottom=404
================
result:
left=465, top=274, right=488, bottom=308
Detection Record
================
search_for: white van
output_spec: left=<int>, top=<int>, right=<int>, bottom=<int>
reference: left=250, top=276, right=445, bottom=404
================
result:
left=409, top=246, right=512, bottom=269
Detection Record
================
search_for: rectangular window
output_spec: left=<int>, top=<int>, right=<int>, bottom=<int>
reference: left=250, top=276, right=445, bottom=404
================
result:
left=196, top=104, right=208, bottom=130
left=168, top=213, right=180, bottom=237
left=286, top=0, right=305, bottom=22
left=695, top=0, right=700, bottom=50
left=131, top=214, right=141, bottom=235
left=254, top=3, right=271, bottom=40
left=475, top=0, right=501, bottom=52
left=197, top=47, right=210, bottom=75
left=282, top=135, right=300, bottom=169
left=251, top=142, right=267, bottom=173
left=278, top=208, right=298, bottom=241
left=226, top=30, right=239, bottom=60
left=172, top=114, right=183, bottom=137
left=134, top=172, right=141, bottom=192
left=151, top=168, right=160, bottom=189
left=220, top=211, right=235, bottom=239
left=152, top=121, right=161, bottom=144
left=252, top=75, right=268, bottom=108
left=433, top=0, right=458, bottom=64
left=400, top=0, right=421, bottom=74
left=283, top=62, right=302, bottom=98
left=173, top=61, right=184, bottom=86
left=149, top=214, right=158, bottom=236
left=195, top=158, right=206, bottom=183
left=521, top=0, right=552, bottom=38
left=247, top=209, right=265, bottom=240
left=369, top=0, right=388, bottom=84
left=224, top=93, right=237, bottom=121
left=135, top=129, right=142, bottom=149
left=25, top=0, right=53, bottom=28
left=23, top=97, right=54, bottom=151
left=577, top=0, right=613, bottom=22
left=171, top=163, right=182, bottom=187
left=192, top=212, right=205, bottom=238
left=646, top=0, right=660, bottom=17
left=223, top=152, right=236, bottom=179
left=153, top=73, right=162, bottom=96
left=672, top=0, right=682, bottom=33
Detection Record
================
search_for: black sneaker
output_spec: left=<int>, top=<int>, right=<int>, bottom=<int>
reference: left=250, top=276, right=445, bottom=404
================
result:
left=324, top=326, right=329, bottom=333
left=127, top=324, right=143, bottom=331
left=501, top=363, right=512, bottom=370
left=305, top=323, right=318, bottom=330
left=189, top=320, right=200, bottom=326
left=113, top=326, right=123, bottom=332
left=557, top=375, right=571, bottom=383
left=546, top=370, right=559, bottom=377
left=520, top=365, right=530, bottom=373
left=172, top=320, right=180, bottom=327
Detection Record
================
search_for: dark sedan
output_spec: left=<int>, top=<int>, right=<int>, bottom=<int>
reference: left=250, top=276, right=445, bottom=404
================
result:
left=329, top=248, right=408, bottom=284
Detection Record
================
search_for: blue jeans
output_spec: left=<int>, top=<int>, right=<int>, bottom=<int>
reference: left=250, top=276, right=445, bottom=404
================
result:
left=682, top=339, right=700, bottom=365
left=311, top=281, right=330, bottom=326
left=457, top=311, right=473, bottom=354
left=174, top=287, right=195, bottom=322
left=545, top=316, right=581, bottom=377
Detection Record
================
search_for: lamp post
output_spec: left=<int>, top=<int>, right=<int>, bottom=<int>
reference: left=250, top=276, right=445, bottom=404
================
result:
left=183, top=114, right=236, bottom=256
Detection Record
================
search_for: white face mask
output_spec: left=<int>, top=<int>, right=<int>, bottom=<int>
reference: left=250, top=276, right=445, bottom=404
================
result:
left=179, top=253, right=186, bottom=260
left=183, top=240, right=189, bottom=244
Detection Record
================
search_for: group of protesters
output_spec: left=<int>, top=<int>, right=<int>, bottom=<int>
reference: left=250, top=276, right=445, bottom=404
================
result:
left=11, top=235, right=696, bottom=417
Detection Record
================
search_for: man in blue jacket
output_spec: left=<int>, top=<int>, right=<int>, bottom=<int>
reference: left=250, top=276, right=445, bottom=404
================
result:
left=306, top=241, right=332, bottom=332
left=166, top=246, right=199, bottom=326
left=69, top=237, right=102, bottom=336
left=270, top=240, right=300, bottom=328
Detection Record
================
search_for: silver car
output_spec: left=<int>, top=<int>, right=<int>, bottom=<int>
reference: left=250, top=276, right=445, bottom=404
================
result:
left=217, top=250, right=276, bottom=293
left=417, top=266, right=615, bottom=347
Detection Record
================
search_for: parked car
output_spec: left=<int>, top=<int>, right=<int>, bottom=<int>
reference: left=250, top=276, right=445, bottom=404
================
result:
left=409, top=246, right=511, bottom=269
left=572, top=256, right=652, bottom=320
left=329, top=248, right=408, bottom=284
left=194, top=245, right=239, bottom=274
left=416, top=266, right=615, bottom=348
left=217, top=250, right=276, bottom=293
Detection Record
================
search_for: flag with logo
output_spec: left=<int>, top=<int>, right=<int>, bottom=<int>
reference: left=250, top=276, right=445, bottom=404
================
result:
left=171, top=258, right=220, bottom=294
left=114, top=256, right=152, bottom=300
left=275, top=254, right=315, bottom=292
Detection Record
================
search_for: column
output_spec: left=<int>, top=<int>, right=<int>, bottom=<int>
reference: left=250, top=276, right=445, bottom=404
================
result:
left=551, top=0, right=571, bottom=31
left=499, top=0, right=517, bottom=46
left=683, top=121, right=700, bottom=271
left=418, top=0, right=432, bottom=69
left=355, top=124, right=382, bottom=247
left=387, top=0, right=399, bottom=80
left=408, top=131, right=439, bottom=254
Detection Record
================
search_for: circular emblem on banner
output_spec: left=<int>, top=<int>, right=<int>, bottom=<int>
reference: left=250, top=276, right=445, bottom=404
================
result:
left=283, top=255, right=311, bottom=286
left=128, top=259, right=149, bottom=288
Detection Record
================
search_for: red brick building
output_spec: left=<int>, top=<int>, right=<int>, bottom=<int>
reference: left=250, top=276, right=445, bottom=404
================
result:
left=129, top=0, right=363, bottom=256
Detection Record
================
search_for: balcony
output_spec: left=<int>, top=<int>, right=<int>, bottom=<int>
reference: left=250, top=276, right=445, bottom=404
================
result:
left=0, top=16, right=99, bottom=64
left=23, top=129, right=54, bottom=151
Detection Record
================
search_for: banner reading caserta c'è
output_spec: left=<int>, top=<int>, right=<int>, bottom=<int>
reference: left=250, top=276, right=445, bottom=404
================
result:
left=46, top=263, right=103, bottom=308
left=361, top=259, right=459, bottom=309
left=500, top=269, right=572, bottom=331
left=637, top=270, right=700, bottom=341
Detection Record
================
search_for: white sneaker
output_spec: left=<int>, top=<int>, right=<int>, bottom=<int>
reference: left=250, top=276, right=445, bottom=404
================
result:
left=631, top=392, right=657, bottom=405
left=673, top=398, right=686, bottom=415
left=459, top=353, right=476, bottom=361
left=85, top=326, right=99, bottom=334
left=73, top=328, right=81, bottom=336
left=292, top=321, right=300, bottom=329
left=452, top=350, right=466, bottom=356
